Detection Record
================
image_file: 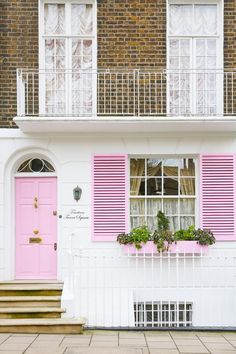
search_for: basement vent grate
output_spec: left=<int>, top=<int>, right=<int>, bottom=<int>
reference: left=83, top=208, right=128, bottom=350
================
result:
left=134, top=302, right=193, bottom=328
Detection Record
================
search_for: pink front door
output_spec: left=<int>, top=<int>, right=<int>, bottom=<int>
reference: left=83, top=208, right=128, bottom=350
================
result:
left=15, top=177, right=57, bottom=279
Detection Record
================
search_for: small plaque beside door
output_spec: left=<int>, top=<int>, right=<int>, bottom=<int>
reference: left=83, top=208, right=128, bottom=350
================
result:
left=29, top=237, right=42, bottom=244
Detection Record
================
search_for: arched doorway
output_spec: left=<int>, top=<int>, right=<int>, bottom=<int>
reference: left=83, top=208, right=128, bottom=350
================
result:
left=15, top=158, right=57, bottom=279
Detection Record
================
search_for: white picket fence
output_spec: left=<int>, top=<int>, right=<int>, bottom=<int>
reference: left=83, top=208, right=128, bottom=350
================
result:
left=63, top=249, right=236, bottom=329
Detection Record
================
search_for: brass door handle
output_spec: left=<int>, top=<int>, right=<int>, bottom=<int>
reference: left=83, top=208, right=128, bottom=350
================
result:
left=34, top=197, right=38, bottom=209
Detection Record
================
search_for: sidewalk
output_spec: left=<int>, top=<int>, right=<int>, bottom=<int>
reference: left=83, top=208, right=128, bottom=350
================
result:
left=1, top=331, right=236, bottom=354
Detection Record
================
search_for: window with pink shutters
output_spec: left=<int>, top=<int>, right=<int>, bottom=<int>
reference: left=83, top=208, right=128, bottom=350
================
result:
left=200, top=154, right=236, bottom=241
left=92, top=155, right=128, bottom=241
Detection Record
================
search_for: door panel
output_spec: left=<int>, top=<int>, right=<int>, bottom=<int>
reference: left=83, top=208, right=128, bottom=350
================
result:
left=15, top=177, right=57, bottom=279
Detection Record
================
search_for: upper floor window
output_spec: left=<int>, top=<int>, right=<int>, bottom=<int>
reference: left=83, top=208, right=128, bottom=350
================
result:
left=168, top=1, right=223, bottom=116
left=40, top=1, right=96, bottom=115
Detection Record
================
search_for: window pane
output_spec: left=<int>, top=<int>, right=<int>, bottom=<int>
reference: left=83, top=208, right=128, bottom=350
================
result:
left=169, top=5, right=192, bottom=35
left=164, top=178, right=178, bottom=195
left=147, top=178, right=162, bottom=195
left=180, top=198, right=195, bottom=215
left=163, top=159, right=179, bottom=176
left=130, top=216, right=145, bottom=229
left=168, top=216, right=179, bottom=232
left=163, top=199, right=178, bottom=215
left=194, top=5, right=217, bottom=36
left=180, top=216, right=195, bottom=229
left=130, top=159, right=145, bottom=176
left=130, top=178, right=145, bottom=196
left=180, top=178, right=195, bottom=195
left=83, top=40, right=93, bottom=70
left=147, top=159, right=162, bottom=176
left=147, top=199, right=162, bottom=215
left=44, top=4, right=65, bottom=35
left=71, top=4, right=93, bottom=35
left=130, top=199, right=145, bottom=215
left=180, top=158, right=195, bottom=176
left=147, top=217, right=157, bottom=232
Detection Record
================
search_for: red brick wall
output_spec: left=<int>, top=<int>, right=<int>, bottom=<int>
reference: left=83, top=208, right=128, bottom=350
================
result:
left=0, top=0, right=38, bottom=127
left=97, top=0, right=166, bottom=68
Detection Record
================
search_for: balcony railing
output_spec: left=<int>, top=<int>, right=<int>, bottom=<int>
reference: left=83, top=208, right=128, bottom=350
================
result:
left=17, top=69, right=236, bottom=117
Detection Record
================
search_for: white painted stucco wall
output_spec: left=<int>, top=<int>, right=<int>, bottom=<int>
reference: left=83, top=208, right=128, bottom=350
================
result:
left=0, top=129, right=236, bottom=327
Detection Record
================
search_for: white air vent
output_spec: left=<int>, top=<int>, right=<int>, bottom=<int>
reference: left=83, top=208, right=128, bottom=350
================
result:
left=134, top=302, right=192, bottom=328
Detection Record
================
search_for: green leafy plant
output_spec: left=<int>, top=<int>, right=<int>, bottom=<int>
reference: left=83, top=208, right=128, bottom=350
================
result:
left=117, top=232, right=131, bottom=245
left=194, top=228, right=215, bottom=245
left=174, top=225, right=196, bottom=241
left=152, top=211, right=173, bottom=252
left=117, top=225, right=150, bottom=249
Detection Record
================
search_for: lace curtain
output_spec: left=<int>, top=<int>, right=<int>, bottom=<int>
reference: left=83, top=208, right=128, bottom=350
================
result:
left=169, top=5, right=217, bottom=36
left=44, top=4, right=93, bottom=115
left=169, top=4, right=218, bottom=115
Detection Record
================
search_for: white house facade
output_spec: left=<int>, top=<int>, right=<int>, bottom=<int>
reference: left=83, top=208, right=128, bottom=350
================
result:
left=0, top=0, right=236, bottom=330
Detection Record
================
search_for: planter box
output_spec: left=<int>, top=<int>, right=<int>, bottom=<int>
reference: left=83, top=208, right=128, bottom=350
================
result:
left=123, top=241, right=209, bottom=255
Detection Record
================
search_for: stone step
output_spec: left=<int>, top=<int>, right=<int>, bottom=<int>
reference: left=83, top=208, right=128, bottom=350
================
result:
left=0, top=307, right=66, bottom=319
left=0, top=318, right=85, bottom=334
left=0, top=295, right=61, bottom=307
left=0, top=280, right=63, bottom=284
left=0, top=283, right=63, bottom=296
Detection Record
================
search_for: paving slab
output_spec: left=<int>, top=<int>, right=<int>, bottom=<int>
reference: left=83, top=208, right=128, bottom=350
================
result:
left=62, top=337, right=91, bottom=345
left=227, top=340, right=236, bottom=347
left=173, top=338, right=202, bottom=346
left=148, top=341, right=177, bottom=349
left=119, top=338, right=146, bottom=347
left=149, top=350, right=179, bottom=354
left=4, top=336, right=36, bottom=344
left=36, top=334, right=64, bottom=341
left=90, top=340, right=119, bottom=347
left=177, top=345, right=209, bottom=353
left=0, top=351, right=25, bottom=354
left=92, top=334, right=118, bottom=341
left=0, top=343, right=30, bottom=351
left=204, top=343, right=236, bottom=351
left=119, top=333, right=145, bottom=339
left=65, top=349, right=143, bottom=354
left=25, top=349, right=65, bottom=354
left=199, top=336, right=229, bottom=343
left=146, top=335, right=172, bottom=342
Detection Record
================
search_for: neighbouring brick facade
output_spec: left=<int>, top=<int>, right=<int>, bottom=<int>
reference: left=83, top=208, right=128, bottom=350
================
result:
left=0, top=0, right=38, bottom=128
left=0, top=0, right=235, bottom=126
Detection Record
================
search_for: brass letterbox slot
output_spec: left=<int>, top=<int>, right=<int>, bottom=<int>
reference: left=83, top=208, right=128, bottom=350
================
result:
left=29, top=237, right=42, bottom=244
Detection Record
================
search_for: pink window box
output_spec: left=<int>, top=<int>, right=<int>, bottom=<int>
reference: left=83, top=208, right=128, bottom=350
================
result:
left=123, top=241, right=209, bottom=254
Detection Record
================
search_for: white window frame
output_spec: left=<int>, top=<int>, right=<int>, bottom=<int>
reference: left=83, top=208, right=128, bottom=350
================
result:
left=166, top=0, right=224, bottom=116
left=39, top=0, right=97, bottom=116
left=129, top=156, right=199, bottom=232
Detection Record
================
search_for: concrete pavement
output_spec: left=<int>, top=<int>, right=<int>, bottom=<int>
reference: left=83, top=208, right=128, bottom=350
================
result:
left=1, top=331, right=236, bottom=353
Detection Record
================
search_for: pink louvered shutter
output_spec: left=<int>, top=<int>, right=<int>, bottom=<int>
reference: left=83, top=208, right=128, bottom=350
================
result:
left=92, top=155, right=128, bottom=241
left=200, top=154, right=236, bottom=241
